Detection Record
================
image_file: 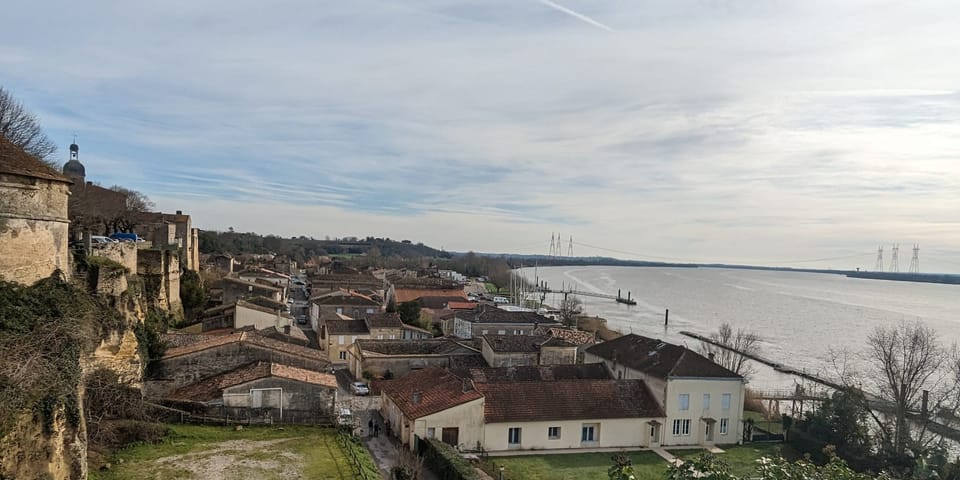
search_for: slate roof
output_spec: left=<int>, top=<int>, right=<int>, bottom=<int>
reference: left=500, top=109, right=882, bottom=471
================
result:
left=475, top=379, right=665, bottom=423
left=0, top=136, right=70, bottom=183
left=380, top=367, right=483, bottom=419
left=325, top=319, right=370, bottom=335
left=585, top=334, right=742, bottom=379
left=456, top=305, right=559, bottom=325
left=480, top=334, right=575, bottom=353
left=356, top=338, right=479, bottom=356
left=453, top=364, right=612, bottom=383
left=167, top=361, right=337, bottom=402
left=364, top=312, right=401, bottom=329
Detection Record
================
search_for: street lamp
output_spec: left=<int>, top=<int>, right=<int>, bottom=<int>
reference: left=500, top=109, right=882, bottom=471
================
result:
left=499, top=465, right=505, bottom=480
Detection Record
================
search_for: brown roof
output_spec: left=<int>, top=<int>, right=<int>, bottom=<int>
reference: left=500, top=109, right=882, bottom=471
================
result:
left=418, top=296, right=471, bottom=310
left=325, top=319, right=370, bottom=335
left=163, top=330, right=327, bottom=362
left=585, top=334, right=742, bottom=379
left=380, top=367, right=483, bottom=419
left=447, top=302, right=479, bottom=310
left=395, top=288, right=466, bottom=304
left=356, top=338, right=479, bottom=356
left=535, top=327, right=598, bottom=346
left=244, top=296, right=288, bottom=311
left=480, top=334, right=575, bottom=353
left=311, top=290, right=380, bottom=306
left=364, top=312, right=401, bottom=329
left=0, top=136, right=70, bottom=183
left=456, top=305, right=560, bottom=326
left=222, top=277, right=281, bottom=293
left=476, top=379, right=664, bottom=423
left=453, top=364, right=612, bottom=383
left=167, top=361, right=336, bottom=402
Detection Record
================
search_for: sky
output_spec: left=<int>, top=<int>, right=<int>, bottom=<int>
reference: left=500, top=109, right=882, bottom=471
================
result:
left=2, top=0, right=959, bottom=272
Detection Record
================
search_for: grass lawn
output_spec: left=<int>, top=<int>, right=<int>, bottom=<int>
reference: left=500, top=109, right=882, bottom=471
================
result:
left=480, top=444, right=799, bottom=480
left=481, top=451, right=666, bottom=480
left=675, top=443, right=800, bottom=477
left=484, top=282, right=500, bottom=293
left=90, top=425, right=378, bottom=480
left=743, top=410, right=784, bottom=434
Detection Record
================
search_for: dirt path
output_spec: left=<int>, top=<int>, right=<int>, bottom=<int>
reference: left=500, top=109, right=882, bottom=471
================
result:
left=154, top=438, right=303, bottom=479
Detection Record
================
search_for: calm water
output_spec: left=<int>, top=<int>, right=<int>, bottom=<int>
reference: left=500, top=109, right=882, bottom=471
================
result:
left=522, top=266, right=960, bottom=389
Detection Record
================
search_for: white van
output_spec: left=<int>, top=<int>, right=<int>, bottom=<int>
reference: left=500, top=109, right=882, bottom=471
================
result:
left=493, top=296, right=509, bottom=304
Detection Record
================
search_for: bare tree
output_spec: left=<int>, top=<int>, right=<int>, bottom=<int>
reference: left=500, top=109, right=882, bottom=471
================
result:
left=558, top=295, right=583, bottom=328
left=0, top=86, right=58, bottom=165
left=865, top=321, right=951, bottom=455
left=699, top=323, right=760, bottom=379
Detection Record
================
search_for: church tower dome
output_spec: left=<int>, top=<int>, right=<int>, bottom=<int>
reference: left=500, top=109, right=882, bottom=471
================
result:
left=61, top=141, right=85, bottom=184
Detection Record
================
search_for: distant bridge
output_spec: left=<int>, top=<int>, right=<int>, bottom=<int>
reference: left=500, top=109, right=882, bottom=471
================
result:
left=534, top=287, right=636, bottom=304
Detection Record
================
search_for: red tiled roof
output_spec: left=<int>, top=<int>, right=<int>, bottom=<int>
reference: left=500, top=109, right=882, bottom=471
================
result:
left=395, top=288, right=466, bottom=304
left=167, top=361, right=336, bottom=402
left=0, top=136, right=70, bottom=183
left=475, top=379, right=664, bottom=423
left=447, top=302, right=478, bottom=310
left=380, top=367, right=483, bottom=419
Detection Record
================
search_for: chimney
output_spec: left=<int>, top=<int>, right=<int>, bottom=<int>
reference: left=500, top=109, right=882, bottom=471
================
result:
left=462, top=379, right=473, bottom=393
left=411, top=391, right=422, bottom=405
left=708, top=352, right=716, bottom=362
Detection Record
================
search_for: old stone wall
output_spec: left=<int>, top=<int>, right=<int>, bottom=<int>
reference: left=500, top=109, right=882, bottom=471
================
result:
left=222, top=377, right=336, bottom=413
left=358, top=356, right=454, bottom=379
left=147, top=344, right=330, bottom=398
left=0, top=402, right=87, bottom=480
left=0, top=175, right=71, bottom=284
left=89, top=242, right=138, bottom=273
left=137, top=248, right=183, bottom=320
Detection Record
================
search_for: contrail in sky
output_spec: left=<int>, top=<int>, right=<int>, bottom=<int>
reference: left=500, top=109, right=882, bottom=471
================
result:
left=537, top=0, right=615, bottom=32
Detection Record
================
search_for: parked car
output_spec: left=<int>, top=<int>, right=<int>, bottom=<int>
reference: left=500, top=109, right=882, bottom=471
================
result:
left=90, top=235, right=117, bottom=246
left=110, top=232, right=143, bottom=242
left=351, top=382, right=369, bottom=396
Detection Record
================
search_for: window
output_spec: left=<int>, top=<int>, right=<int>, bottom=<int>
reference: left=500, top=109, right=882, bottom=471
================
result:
left=338, top=335, right=345, bottom=345
left=367, top=308, right=376, bottom=314
left=703, top=394, right=711, bottom=410
left=336, top=307, right=343, bottom=314
left=672, top=419, right=691, bottom=437
left=389, top=335, right=395, bottom=339
left=497, top=330, right=506, bottom=335
left=481, top=330, right=489, bottom=335
left=426, top=427, right=436, bottom=438
left=548, top=427, right=561, bottom=440
left=720, top=418, right=729, bottom=435
left=378, top=335, right=383, bottom=340
left=721, top=393, right=731, bottom=410
left=508, top=427, right=521, bottom=445
left=679, top=394, right=690, bottom=411
left=338, top=351, right=346, bottom=360
left=581, top=424, right=598, bottom=443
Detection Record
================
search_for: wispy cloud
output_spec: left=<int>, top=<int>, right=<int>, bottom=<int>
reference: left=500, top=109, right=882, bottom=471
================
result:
left=536, top=0, right=615, bottom=32
left=2, top=0, right=960, bottom=271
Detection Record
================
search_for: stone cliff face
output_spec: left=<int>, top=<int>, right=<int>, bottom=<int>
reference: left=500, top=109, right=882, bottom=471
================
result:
left=0, top=265, right=176, bottom=479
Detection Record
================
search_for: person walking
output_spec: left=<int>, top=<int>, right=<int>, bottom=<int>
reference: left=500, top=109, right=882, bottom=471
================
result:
left=367, top=419, right=374, bottom=437
left=374, top=423, right=381, bottom=437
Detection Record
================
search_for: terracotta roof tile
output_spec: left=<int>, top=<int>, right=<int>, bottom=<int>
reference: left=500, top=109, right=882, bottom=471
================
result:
left=364, top=312, right=401, bottom=329
left=446, top=302, right=479, bottom=310
left=167, top=361, right=336, bottom=402
left=453, top=364, right=611, bottom=383
left=456, top=305, right=560, bottom=326
left=395, top=288, right=466, bottom=304
left=0, top=136, right=70, bottom=183
left=162, top=331, right=326, bottom=362
left=325, top=319, right=370, bottom=335
left=480, top=334, right=575, bottom=353
left=380, top=367, right=483, bottom=419
left=356, top=338, right=479, bottom=356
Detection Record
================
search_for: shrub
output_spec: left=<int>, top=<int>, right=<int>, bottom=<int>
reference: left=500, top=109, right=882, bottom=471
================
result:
left=421, top=438, right=480, bottom=480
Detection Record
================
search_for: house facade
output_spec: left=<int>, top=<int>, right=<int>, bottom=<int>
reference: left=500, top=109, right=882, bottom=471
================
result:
left=308, top=290, right=381, bottom=331
left=380, top=367, right=666, bottom=452
left=583, top=334, right=746, bottom=446
left=452, top=306, right=560, bottom=339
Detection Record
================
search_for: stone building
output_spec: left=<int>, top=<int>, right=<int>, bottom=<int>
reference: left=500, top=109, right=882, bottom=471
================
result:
left=0, top=136, right=72, bottom=284
left=479, top=335, right=578, bottom=367
left=136, top=211, right=200, bottom=271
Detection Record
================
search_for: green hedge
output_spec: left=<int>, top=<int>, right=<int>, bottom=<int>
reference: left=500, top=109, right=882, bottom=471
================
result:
left=420, top=438, right=480, bottom=480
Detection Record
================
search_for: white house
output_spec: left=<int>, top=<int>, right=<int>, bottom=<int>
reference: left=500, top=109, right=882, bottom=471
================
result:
left=583, top=334, right=746, bottom=446
left=380, top=366, right=666, bottom=452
